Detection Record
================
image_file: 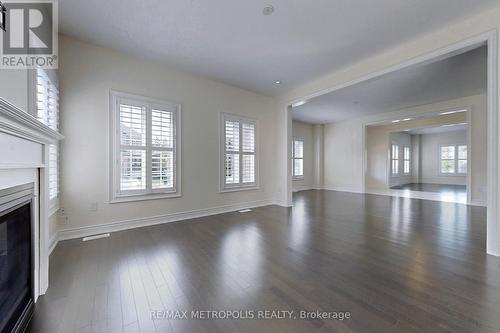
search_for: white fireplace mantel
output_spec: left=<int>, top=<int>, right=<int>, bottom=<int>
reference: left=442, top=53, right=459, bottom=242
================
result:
left=0, top=97, right=63, bottom=299
left=0, top=98, right=63, bottom=146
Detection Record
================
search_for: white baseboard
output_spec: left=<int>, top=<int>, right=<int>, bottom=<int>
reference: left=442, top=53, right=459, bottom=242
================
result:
left=274, top=201, right=292, bottom=207
left=56, top=199, right=275, bottom=243
left=470, top=200, right=487, bottom=207
left=419, top=178, right=467, bottom=186
left=321, top=185, right=363, bottom=194
left=48, top=231, right=59, bottom=255
left=292, top=185, right=315, bottom=192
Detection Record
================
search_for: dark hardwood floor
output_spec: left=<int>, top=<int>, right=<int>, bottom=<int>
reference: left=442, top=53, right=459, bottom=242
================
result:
left=390, top=183, right=467, bottom=194
left=27, top=190, right=500, bottom=333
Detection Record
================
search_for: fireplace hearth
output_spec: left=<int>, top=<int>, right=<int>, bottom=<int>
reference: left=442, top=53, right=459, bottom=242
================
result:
left=0, top=183, right=35, bottom=333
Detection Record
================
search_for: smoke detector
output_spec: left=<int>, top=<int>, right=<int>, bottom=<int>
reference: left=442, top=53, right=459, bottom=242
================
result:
left=263, top=5, right=274, bottom=15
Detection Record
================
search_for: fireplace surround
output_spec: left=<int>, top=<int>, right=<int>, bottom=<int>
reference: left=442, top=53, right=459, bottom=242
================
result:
left=0, top=97, right=63, bottom=332
left=0, top=183, right=35, bottom=333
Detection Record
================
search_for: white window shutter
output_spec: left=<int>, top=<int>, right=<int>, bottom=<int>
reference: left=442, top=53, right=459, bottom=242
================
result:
left=48, top=144, right=59, bottom=200
left=36, top=69, right=60, bottom=201
left=292, top=139, right=304, bottom=178
left=242, top=122, right=255, bottom=183
left=222, top=114, right=257, bottom=189
left=110, top=91, right=180, bottom=200
left=119, top=104, right=147, bottom=191
left=151, top=109, right=175, bottom=189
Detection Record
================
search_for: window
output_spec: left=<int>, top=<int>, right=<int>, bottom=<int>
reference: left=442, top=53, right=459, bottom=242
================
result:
left=440, top=145, right=467, bottom=174
left=293, top=138, right=304, bottom=179
left=391, top=144, right=399, bottom=175
left=458, top=145, right=467, bottom=174
left=403, top=146, right=410, bottom=175
left=110, top=91, right=181, bottom=202
left=34, top=69, right=60, bottom=203
left=221, top=113, right=257, bottom=191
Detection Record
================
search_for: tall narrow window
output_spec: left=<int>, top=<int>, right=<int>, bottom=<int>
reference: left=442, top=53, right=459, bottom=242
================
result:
left=110, top=91, right=181, bottom=201
left=457, top=145, right=467, bottom=174
left=35, top=69, right=59, bottom=203
left=440, top=145, right=456, bottom=174
left=391, top=144, right=399, bottom=175
left=403, top=146, right=410, bottom=175
left=293, top=138, right=304, bottom=179
left=440, top=144, right=467, bottom=175
left=221, top=113, right=257, bottom=190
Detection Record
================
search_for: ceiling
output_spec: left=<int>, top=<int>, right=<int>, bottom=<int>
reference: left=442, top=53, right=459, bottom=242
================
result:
left=59, top=0, right=498, bottom=95
left=406, top=124, right=467, bottom=135
left=292, top=46, right=487, bottom=123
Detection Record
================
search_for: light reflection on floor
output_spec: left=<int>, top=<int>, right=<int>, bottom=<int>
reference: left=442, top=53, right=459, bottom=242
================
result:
left=368, top=188, right=468, bottom=205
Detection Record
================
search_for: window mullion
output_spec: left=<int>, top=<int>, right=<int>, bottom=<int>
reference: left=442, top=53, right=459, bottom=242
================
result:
left=293, top=139, right=296, bottom=176
left=173, top=111, right=177, bottom=191
left=146, top=104, right=152, bottom=193
left=151, top=146, right=173, bottom=152
left=115, top=99, right=121, bottom=194
left=239, top=121, right=243, bottom=185
left=120, top=144, right=147, bottom=150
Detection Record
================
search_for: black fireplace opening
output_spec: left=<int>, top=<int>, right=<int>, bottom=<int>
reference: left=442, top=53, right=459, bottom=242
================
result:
left=0, top=198, right=33, bottom=333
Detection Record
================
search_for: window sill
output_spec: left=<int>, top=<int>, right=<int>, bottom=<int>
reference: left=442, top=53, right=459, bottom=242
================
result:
left=110, top=192, right=182, bottom=204
left=293, top=177, right=304, bottom=181
left=220, top=186, right=260, bottom=193
left=438, top=173, right=467, bottom=177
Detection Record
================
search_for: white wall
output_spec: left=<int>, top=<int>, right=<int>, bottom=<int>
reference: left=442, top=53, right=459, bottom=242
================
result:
left=292, top=120, right=315, bottom=191
left=420, top=130, right=467, bottom=185
left=58, top=36, right=278, bottom=232
left=323, top=120, right=365, bottom=193
left=366, top=129, right=412, bottom=189
left=313, top=124, right=324, bottom=188
left=324, top=94, right=486, bottom=204
left=0, top=70, right=29, bottom=111
left=411, top=135, right=421, bottom=183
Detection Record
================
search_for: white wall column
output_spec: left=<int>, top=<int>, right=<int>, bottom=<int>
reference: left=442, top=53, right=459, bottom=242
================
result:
left=313, top=124, right=324, bottom=189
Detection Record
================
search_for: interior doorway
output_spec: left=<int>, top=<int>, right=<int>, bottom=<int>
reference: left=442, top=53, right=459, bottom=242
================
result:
left=365, top=110, right=478, bottom=205
left=285, top=32, right=498, bottom=256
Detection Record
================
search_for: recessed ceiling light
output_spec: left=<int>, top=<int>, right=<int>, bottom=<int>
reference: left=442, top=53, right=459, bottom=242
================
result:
left=263, top=5, right=274, bottom=15
left=440, top=122, right=467, bottom=127
left=440, top=109, right=467, bottom=115
left=402, top=118, right=412, bottom=121
left=274, top=80, right=281, bottom=84
left=291, top=100, right=307, bottom=108
left=391, top=120, right=401, bottom=123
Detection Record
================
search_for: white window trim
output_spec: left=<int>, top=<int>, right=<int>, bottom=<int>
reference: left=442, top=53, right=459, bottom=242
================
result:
left=292, top=137, right=304, bottom=180
left=219, top=113, right=259, bottom=192
left=391, top=143, right=399, bottom=176
left=403, top=146, right=411, bottom=175
left=438, top=144, right=467, bottom=176
left=109, top=90, right=182, bottom=203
